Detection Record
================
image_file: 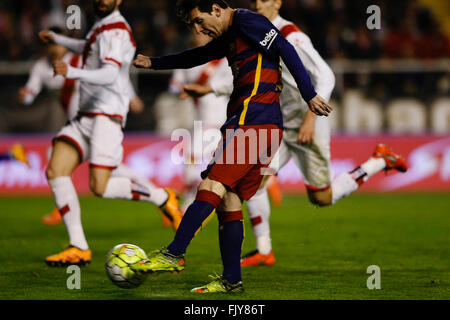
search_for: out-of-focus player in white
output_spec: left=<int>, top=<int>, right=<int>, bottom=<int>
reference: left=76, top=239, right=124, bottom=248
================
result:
left=38, top=0, right=182, bottom=267
left=168, top=30, right=231, bottom=212
left=185, top=0, right=408, bottom=267
left=19, top=26, right=178, bottom=229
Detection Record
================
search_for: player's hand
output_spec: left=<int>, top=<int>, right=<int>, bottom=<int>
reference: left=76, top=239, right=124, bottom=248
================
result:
left=38, top=29, right=55, bottom=44
left=17, top=87, right=27, bottom=104
left=308, top=94, right=333, bottom=117
left=53, top=60, right=68, bottom=77
left=181, top=83, right=213, bottom=99
left=133, top=54, right=152, bottom=69
left=297, top=110, right=316, bottom=145
left=129, top=96, right=145, bottom=114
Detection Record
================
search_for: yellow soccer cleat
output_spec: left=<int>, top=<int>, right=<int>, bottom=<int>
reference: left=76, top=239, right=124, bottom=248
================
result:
left=45, top=246, right=91, bottom=267
left=191, top=274, right=244, bottom=293
left=159, top=188, right=183, bottom=231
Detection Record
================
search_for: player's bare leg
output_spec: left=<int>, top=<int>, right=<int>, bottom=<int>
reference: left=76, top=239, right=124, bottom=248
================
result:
left=45, top=140, right=91, bottom=266
left=100, top=165, right=183, bottom=231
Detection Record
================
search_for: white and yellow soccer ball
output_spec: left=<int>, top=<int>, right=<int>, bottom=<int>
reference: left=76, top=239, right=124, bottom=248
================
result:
left=105, top=243, right=149, bottom=289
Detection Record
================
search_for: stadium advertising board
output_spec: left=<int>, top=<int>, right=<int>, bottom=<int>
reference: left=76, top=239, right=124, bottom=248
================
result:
left=0, top=134, right=449, bottom=195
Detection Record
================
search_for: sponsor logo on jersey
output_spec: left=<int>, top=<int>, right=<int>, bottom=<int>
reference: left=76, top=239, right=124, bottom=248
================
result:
left=260, top=29, right=278, bottom=49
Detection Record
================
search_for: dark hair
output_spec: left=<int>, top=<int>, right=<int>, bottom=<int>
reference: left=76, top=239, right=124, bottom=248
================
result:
left=176, top=0, right=230, bottom=24
left=48, top=26, right=64, bottom=35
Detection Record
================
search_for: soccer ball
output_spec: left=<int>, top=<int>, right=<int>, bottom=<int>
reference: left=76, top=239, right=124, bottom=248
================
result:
left=105, top=243, right=149, bottom=289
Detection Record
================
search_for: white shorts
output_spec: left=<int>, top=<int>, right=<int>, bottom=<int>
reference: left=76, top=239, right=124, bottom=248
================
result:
left=270, top=116, right=332, bottom=190
left=55, top=115, right=124, bottom=169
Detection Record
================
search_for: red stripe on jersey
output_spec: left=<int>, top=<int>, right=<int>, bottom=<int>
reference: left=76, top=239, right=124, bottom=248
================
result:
left=237, top=68, right=279, bottom=88
left=195, top=59, right=222, bottom=85
left=78, top=111, right=124, bottom=120
left=280, top=24, right=303, bottom=38
left=235, top=37, right=250, bottom=55
left=83, top=21, right=136, bottom=65
left=104, top=57, right=122, bottom=67
left=60, top=54, right=81, bottom=112
left=250, top=91, right=280, bottom=104
left=228, top=95, right=248, bottom=115
left=236, top=53, right=258, bottom=70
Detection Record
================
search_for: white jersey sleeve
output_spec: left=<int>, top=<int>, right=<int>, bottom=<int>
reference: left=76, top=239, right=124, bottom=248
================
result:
left=22, top=62, right=44, bottom=105
left=274, top=16, right=335, bottom=128
left=66, top=63, right=119, bottom=85
left=98, top=28, right=130, bottom=68
left=76, top=11, right=136, bottom=122
left=51, top=32, right=86, bottom=54
left=284, top=31, right=335, bottom=100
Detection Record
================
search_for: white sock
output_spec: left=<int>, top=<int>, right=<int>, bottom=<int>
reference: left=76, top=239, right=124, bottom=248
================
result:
left=49, top=177, right=88, bottom=250
left=360, top=157, right=386, bottom=180
left=110, top=164, right=168, bottom=206
left=331, top=172, right=359, bottom=204
left=246, top=187, right=272, bottom=254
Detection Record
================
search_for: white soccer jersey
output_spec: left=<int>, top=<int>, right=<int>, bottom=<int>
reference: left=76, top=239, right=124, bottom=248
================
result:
left=273, top=15, right=335, bottom=129
left=169, top=58, right=232, bottom=128
left=76, top=10, right=136, bottom=123
left=23, top=52, right=82, bottom=120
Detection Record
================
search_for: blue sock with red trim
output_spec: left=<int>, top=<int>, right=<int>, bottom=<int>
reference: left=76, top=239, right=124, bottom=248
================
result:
left=218, top=211, right=244, bottom=284
left=167, top=190, right=222, bottom=256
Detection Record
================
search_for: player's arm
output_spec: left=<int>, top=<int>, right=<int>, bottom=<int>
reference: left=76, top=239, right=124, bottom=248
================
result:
left=182, top=64, right=233, bottom=98
left=285, top=32, right=335, bottom=143
left=54, top=30, right=131, bottom=85
left=133, top=37, right=227, bottom=70
left=127, top=78, right=144, bottom=114
left=53, top=61, right=119, bottom=85
left=18, top=61, right=44, bottom=105
left=39, top=30, right=86, bottom=54
left=237, top=11, right=332, bottom=116
left=286, top=32, right=335, bottom=99
left=297, top=109, right=316, bottom=144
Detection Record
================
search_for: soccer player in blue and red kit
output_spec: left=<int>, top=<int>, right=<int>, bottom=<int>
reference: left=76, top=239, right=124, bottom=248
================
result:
left=131, top=0, right=333, bottom=293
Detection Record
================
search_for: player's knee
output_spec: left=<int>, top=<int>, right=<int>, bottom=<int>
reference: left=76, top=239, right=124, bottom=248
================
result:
left=198, top=177, right=227, bottom=198
left=46, top=165, right=64, bottom=180
left=307, top=189, right=332, bottom=207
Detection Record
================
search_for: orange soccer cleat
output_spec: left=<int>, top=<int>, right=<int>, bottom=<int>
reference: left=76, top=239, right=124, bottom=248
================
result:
left=240, top=250, right=276, bottom=267
left=267, top=175, right=282, bottom=207
left=160, top=213, right=173, bottom=228
left=45, top=246, right=91, bottom=267
left=9, top=143, right=30, bottom=167
left=42, top=207, right=63, bottom=225
left=159, top=188, right=183, bottom=231
left=372, top=143, right=408, bottom=173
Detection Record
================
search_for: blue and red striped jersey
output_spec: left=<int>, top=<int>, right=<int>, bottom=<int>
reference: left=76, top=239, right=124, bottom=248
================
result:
left=151, top=9, right=317, bottom=130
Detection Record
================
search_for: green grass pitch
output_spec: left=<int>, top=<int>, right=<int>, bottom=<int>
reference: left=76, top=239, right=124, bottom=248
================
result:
left=0, top=193, right=448, bottom=300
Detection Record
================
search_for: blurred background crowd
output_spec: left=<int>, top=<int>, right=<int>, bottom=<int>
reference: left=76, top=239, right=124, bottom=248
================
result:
left=0, top=0, right=449, bottom=134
